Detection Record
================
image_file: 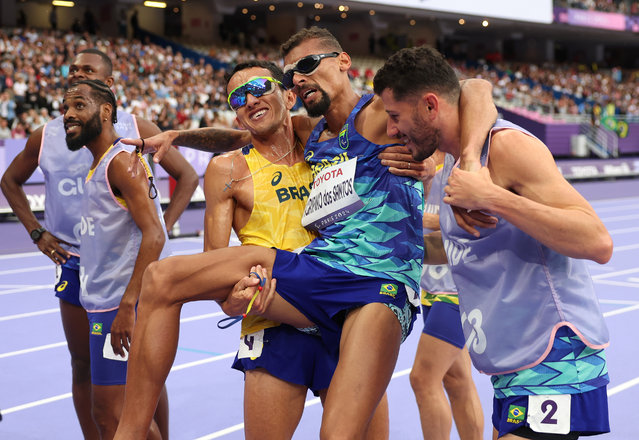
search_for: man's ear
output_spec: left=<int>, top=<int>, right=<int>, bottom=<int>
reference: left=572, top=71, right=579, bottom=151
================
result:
left=284, top=89, right=297, bottom=111
left=104, top=76, right=115, bottom=88
left=337, top=52, right=351, bottom=73
left=420, top=93, right=438, bottom=119
left=101, top=103, right=113, bottom=122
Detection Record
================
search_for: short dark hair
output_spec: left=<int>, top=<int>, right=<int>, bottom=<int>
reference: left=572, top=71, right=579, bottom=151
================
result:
left=373, top=46, right=460, bottom=104
left=70, top=79, right=118, bottom=123
left=280, top=26, right=342, bottom=58
left=224, top=60, right=284, bottom=87
left=77, top=48, right=113, bottom=76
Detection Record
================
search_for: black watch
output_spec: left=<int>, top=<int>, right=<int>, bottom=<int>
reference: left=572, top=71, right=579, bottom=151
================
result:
left=30, top=227, right=47, bottom=243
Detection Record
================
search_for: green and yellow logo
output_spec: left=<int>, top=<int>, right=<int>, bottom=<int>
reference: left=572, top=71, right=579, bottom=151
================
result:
left=506, top=405, right=526, bottom=424
left=338, top=124, right=349, bottom=150
left=56, top=281, right=68, bottom=292
left=379, top=283, right=398, bottom=298
left=91, top=323, right=103, bottom=336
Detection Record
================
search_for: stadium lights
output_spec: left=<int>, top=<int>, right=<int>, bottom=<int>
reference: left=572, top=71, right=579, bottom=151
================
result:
left=144, top=1, right=167, bottom=8
left=52, top=1, right=74, bottom=7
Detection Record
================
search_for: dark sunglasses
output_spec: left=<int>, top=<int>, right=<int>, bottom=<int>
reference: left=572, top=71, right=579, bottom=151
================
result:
left=227, top=76, right=283, bottom=111
left=282, top=52, right=340, bottom=89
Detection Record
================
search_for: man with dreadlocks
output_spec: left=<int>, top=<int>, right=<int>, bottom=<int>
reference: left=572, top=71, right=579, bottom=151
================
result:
left=63, top=79, right=171, bottom=440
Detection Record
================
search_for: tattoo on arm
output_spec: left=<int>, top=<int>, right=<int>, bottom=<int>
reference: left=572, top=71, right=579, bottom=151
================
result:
left=175, top=128, right=244, bottom=153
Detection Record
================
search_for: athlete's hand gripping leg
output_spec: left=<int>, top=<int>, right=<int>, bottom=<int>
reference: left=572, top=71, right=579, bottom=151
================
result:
left=320, top=303, right=402, bottom=440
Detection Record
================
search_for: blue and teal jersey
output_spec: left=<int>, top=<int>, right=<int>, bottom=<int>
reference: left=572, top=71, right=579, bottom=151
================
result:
left=302, top=94, right=424, bottom=295
left=492, top=327, right=609, bottom=398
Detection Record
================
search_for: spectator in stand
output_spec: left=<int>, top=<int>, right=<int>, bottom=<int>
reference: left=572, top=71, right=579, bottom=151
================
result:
left=11, top=120, right=27, bottom=138
left=0, top=117, right=11, bottom=138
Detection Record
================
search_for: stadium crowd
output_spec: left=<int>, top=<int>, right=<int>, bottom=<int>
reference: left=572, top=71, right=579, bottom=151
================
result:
left=557, top=0, right=639, bottom=14
left=1, top=25, right=638, bottom=141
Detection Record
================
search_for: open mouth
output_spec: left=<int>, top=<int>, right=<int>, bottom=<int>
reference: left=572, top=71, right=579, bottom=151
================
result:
left=301, top=88, right=317, bottom=102
left=64, top=122, right=81, bottom=134
left=249, top=108, right=268, bottom=121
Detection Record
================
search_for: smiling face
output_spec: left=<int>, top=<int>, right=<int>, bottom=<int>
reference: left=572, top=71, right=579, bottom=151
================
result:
left=68, top=52, right=113, bottom=87
left=62, top=84, right=104, bottom=151
left=380, top=89, right=440, bottom=161
left=226, top=67, right=292, bottom=137
left=283, top=39, right=343, bottom=118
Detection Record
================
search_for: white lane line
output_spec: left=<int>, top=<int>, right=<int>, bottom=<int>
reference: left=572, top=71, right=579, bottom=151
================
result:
left=602, top=303, right=639, bottom=318
left=595, top=204, right=639, bottom=213
left=594, top=280, right=639, bottom=288
left=611, top=243, right=639, bottom=252
left=192, top=368, right=414, bottom=440
left=592, top=267, right=639, bottom=280
left=0, top=251, right=44, bottom=260
left=2, top=392, right=73, bottom=415
left=601, top=213, right=639, bottom=222
left=0, top=342, right=67, bottom=359
left=0, top=307, right=59, bottom=322
left=608, top=376, right=639, bottom=396
left=0, top=284, right=52, bottom=296
left=0, top=265, right=52, bottom=276
left=599, top=299, right=639, bottom=305
left=0, top=311, right=223, bottom=357
left=609, top=226, right=639, bottom=235
left=170, top=352, right=236, bottom=372
left=1, top=351, right=237, bottom=415
left=180, top=312, right=224, bottom=323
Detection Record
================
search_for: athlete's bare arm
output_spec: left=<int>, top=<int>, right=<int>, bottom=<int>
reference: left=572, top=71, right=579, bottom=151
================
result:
left=0, top=126, right=70, bottom=262
left=108, top=153, right=167, bottom=357
left=444, top=129, right=613, bottom=263
left=457, top=78, right=498, bottom=171
left=203, top=152, right=254, bottom=251
left=124, top=126, right=252, bottom=172
left=135, top=117, right=199, bottom=232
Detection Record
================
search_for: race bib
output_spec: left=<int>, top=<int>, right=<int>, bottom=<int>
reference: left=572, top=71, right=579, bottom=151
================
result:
left=301, top=157, right=363, bottom=230
left=238, top=329, right=264, bottom=360
left=527, top=394, right=571, bottom=434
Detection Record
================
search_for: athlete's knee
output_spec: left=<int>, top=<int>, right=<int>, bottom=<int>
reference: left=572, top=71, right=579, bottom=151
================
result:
left=320, top=424, right=363, bottom=440
left=91, top=399, right=120, bottom=435
left=409, top=363, right=437, bottom=397
left=69, top=356, right=91, bottom=383
left=442, top=367, right=474, bottom=398
left=140, top=261, right=173, bottom=304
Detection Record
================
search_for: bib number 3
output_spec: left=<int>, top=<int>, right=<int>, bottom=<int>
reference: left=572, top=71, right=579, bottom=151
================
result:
left=527, top=394, right=571, bottom=434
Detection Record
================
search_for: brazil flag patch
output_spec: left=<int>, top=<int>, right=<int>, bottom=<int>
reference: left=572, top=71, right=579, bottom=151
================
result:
left=379, top=283, right=398, bottom=298
left=91, top=322, right=103, bottom=336
left=507, top=405, right=526, bottom=424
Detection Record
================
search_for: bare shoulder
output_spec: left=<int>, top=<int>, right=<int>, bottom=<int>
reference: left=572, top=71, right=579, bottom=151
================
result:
left=207, top=149, right=246, bottom=175
left=489, top=128, right=562, bottom=191
left=356, top=95, right=396, bottom=144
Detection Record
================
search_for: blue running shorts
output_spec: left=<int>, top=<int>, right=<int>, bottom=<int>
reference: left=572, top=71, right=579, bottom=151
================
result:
left=88, top=309, right=128, bottom=386
left=272, top=249, right=417, bottom=350
left=421, top=301, right=466, bottom=349
left=54, top=256, right=81, bottom=306
left=492, top=386, right=610, bottom=438
left=232, top=324, right=337, bottom=396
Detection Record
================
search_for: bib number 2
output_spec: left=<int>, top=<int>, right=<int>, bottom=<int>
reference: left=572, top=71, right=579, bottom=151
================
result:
left=527, top=394, right=571, bottom=434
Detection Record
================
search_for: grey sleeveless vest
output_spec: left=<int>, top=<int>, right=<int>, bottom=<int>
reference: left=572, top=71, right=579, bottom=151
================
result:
left=40, top=111, right=139, bottom=255
left=79, top=141, right=170, bottom=312
left=421, top=166, right=457, bottom=294
left=439, top=119, right=609, bottom=374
